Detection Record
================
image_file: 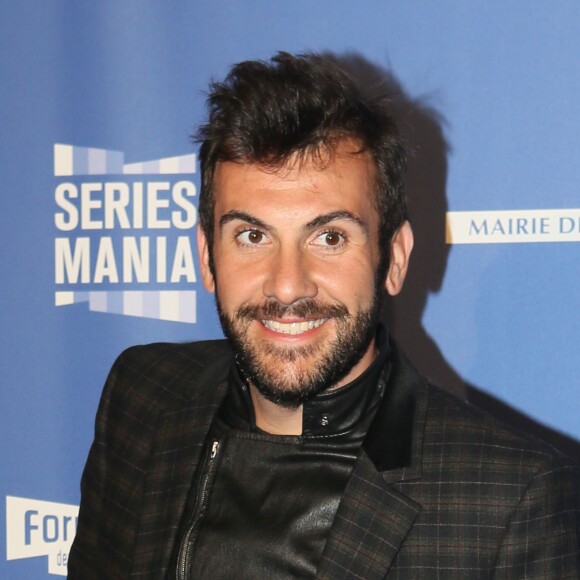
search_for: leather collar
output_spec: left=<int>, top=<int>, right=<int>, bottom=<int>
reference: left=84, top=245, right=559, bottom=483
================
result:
left=219, top=326, right=427, bottom=478
left=222, top=327, right=391, bottom=443
left=363, top=341, right=427, bottom=480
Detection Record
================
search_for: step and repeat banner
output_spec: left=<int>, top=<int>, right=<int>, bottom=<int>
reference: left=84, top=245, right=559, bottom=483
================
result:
left=2, top=2, right=579, bottom=577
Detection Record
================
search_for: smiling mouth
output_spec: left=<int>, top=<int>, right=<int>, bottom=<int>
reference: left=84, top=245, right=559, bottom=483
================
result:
left=261, top=319, right=327, bottom=335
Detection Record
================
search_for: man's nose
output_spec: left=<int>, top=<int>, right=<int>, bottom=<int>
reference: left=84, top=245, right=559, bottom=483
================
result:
left=262, top=246, right=318, bottom=305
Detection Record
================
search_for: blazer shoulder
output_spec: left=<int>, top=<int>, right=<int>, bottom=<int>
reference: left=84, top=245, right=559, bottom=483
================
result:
left=424, top=383, right=578, bottom=474
left=105, top=338, right=232, bottom=412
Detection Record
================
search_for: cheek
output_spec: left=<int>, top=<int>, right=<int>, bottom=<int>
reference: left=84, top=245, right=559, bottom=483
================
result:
left=317, top=259, right=377, bottom=304
left=214, top=257, right=263, bottom=308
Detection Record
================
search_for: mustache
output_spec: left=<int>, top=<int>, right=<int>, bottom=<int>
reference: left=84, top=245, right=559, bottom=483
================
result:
left=236, top=299, right=349, bottom=321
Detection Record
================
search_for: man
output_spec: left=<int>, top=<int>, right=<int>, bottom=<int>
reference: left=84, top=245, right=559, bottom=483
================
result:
left=68, top=52, right=580, bottom=579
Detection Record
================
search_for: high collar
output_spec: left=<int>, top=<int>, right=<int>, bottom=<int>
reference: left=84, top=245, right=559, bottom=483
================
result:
left=362, top=340, right=427, bottom=479
left=220, top=327, right=391, bottom=442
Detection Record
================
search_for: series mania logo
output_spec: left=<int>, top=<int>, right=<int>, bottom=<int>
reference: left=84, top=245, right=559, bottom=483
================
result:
left=54, top=144, right=198, bottom=323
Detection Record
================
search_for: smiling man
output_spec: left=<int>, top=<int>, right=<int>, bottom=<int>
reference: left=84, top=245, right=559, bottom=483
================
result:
left=69, top=53, right=580, bottom=579
left=201, top=140, right=411, bottom=434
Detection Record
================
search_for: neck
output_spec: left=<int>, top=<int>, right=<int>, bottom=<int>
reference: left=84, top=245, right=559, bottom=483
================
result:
left=249, top=385, right=303, bottom=435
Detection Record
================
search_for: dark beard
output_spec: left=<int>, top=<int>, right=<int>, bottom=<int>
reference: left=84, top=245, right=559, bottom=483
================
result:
left=216, top=291, right=382, bottom=409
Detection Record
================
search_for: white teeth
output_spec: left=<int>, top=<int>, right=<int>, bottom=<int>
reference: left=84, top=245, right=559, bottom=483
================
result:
left=262, top=319, right=327, bottom=335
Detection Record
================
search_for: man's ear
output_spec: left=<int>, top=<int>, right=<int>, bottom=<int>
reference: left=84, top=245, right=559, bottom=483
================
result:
left=385, top=221, right=414, bottom=296
left=197, top=226, right=215, bottom=293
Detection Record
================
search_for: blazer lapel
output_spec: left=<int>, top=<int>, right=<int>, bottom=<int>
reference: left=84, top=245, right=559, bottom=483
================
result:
left=317, top=452, right=421, bottom=580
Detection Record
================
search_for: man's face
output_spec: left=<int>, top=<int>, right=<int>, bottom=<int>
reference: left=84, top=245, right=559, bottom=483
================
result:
left=198, top=142, right=389, bottom=408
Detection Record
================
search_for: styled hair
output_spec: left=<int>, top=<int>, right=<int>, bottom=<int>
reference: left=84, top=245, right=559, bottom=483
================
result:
left=195, top=51, right=407, bottom=273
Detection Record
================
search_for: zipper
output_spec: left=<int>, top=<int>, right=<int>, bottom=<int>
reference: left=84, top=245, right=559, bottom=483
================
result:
left=176, top=439, right=221, bottom=580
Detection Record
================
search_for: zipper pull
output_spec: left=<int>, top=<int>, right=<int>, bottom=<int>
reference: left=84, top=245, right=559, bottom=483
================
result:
left=210, top=440, right=219, bottom=459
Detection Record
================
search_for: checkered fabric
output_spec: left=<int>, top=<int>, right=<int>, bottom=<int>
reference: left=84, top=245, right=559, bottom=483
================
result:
left=68, top=340, right=580, bottom=579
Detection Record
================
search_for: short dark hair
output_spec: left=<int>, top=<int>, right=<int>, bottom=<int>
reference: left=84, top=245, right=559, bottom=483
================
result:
left=195, top=51, right=407, bottom=273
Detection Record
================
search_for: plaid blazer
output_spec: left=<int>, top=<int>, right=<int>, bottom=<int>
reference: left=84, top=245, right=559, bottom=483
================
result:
left=68, top=339, right=580, bottom=579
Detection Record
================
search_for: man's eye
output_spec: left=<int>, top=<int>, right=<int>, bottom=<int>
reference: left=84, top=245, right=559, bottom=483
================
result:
left=313, top=231, right=345, bottom=247
left=237, top=229, right=266, bottom=245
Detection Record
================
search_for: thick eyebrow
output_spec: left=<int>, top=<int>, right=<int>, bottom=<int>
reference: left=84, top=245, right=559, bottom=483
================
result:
left=218, top=209, right=369, bottom=235
left=304, top=210, right=369, bottom=234
left=219, top=210, right=269, bottom=230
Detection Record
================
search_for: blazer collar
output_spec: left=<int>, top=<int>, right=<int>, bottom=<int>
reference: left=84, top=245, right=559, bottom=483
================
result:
left=317, top=451, right=421, bottom=579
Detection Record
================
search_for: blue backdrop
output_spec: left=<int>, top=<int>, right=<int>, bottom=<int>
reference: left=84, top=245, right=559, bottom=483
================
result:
left=2, top=2, right=579, bottom=576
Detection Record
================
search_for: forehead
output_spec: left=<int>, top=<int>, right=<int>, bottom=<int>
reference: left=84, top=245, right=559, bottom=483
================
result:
left=212, top=141, right=378, bottom=220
